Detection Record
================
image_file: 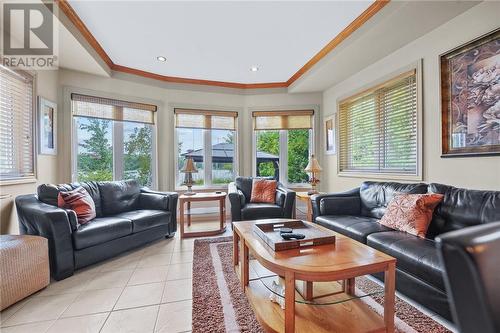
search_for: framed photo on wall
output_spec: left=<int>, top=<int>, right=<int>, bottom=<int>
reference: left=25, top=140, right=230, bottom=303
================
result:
left=324, top=114, right=336, bottom=155
left=38, top=97, right=57, bottom=155
left=440, top=28, right=500, bottom=157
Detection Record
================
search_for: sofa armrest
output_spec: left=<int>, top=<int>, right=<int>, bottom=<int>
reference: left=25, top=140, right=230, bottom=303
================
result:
left=140, top=188, right=178, bottom=233
left=228, top=182, right=245, bottom=221
left=277, top=184, right=296, bottom=219
left=311, top=188, right=361, bottom=221
left=15, top=194, right=75, bottom=280
left=139, top=193, right=170, bottom=210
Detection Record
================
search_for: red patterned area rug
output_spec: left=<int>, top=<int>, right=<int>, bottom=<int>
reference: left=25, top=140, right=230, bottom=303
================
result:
left=192, top=237, right=452, bottom=333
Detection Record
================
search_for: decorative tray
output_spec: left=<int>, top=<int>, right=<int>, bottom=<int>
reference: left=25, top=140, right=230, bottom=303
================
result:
left=252, top=219, right=335, bottom=251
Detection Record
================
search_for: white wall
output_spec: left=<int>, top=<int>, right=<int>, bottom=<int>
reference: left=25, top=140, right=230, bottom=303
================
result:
left=0, top=70, right=60, bottom=234
left=321, top=2, right=500, bottom=192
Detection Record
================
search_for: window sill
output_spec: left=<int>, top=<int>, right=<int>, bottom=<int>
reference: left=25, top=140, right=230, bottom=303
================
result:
left=338, top=171, right=422, bottom=182
left=0, top=178, right=37, bottom=187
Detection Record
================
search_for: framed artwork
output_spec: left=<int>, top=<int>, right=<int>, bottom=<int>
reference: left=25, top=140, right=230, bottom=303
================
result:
left=440, top=28, right=500, bottom=157
left=38, top=97, right=57, bottom=155
left=324, top=115, right=336, bottom=155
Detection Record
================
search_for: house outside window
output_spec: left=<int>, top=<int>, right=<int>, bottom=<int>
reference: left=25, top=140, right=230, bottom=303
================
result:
left=252, top=110, right=314, bottom=186
left=71, top=93, right=157, bottom=187
left=175, top=108, right=238, bottom=188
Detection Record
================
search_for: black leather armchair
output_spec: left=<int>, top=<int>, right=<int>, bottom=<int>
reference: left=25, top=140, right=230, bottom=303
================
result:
left=436, top=222, right=500, bottom=333
left=16, top=180, right=178, bottom=280
left=228, top=176, right=295, bottom=221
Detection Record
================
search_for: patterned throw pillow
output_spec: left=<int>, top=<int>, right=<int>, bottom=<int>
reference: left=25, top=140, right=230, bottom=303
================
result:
left=379, top=193, right=444, bottom=238
left=58, top=187, right=96, bottom=224
left=250, top=179, right=277, bottom=204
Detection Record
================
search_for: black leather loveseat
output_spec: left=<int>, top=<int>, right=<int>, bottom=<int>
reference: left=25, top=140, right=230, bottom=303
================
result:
left=312, top=181, right=500, bottom=320
left=16, top=180, right=178, bottom=280
left=228, top=176, right=296, bottom=221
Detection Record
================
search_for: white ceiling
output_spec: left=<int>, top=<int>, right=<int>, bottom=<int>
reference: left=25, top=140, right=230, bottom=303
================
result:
left=67, top=0, right=373, bottom=84
left=288, top=1, right=480, bottom=92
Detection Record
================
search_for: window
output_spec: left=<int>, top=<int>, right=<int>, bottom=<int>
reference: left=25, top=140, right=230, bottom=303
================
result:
left=338, top=70, right=419, bottom=176
left=71, top=94, right=156, bottom=187
left=0, top=66, right=35, bottom=182
left=253, top=110, right=314, bottom=186
left=175, top=108, right=238, bottom=188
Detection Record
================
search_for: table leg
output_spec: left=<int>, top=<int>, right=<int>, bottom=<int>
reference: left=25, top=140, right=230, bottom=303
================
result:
left=220, top=198, right=225, bottom=231
left=240, top=240, right=249, bottom=288
left=307, top=200, right=313, bottom=222
left=233, top=231, right=239, bottom=267
left=285, top=271, right=295, bottom=333
left=179, top=201, right=185, bottom=239
left=345, top=278, right=355, bottom=296
left=303, top=281, right=313, bottom=301
left=187, top=202, right=191, bottom=227
left=384, top=262, right=396, bottom=333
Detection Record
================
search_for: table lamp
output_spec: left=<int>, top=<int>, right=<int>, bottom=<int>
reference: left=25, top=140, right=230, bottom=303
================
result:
left=304, top=154, right=322, bottom=195
left=181, top=157, right=198, bottom=195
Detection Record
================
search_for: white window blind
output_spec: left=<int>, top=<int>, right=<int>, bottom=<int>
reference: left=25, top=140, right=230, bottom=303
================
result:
left=71, top=94, right=157, bottom=124
left=0, top=66, right=35, bottom=181
left=175, top=108, right=238, bottom=130
left=338, top=70, right=418, bottom=175
left=252, top=110, right=314, bottom=130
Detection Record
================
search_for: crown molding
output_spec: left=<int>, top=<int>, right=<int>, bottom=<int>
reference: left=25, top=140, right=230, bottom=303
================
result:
left=56, top=0, right=389, bottom=90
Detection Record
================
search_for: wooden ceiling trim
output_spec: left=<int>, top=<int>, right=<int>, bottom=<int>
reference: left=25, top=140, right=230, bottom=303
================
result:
left=56, top=0, right=389, bottom=89
left=286, top=0, right=390, bottom=86
left=112, top=64, right=288, bottom=89
left=57, top=0, right=114, bottom=68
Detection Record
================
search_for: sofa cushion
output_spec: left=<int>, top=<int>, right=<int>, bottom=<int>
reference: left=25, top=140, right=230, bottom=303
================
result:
left=315, top=215, right=393, bottom=243
left=367, top=231, right=445, bottom=291
left=38, top=181, right=103, bottom=217
left=72, top=217, right=132, bottom=250
left=236, top=176, right=274, bottom=204
left=57, top=187, right=97, bottom=224
left=115, top=210, right=170, bottom=233
left=98, top=180, right=141, bottom=215
left=379, top=193, right=444, bottom=238
left=241, top=203, right=283, bottom=220
left=360, top=181, right=428, bottom=219
left=427, top=183, right=500, bottom=238
left=250, top=179, right=277, bottom=204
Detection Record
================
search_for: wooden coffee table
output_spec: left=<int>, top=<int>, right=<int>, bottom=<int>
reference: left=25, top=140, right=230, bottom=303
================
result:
left=233, top=219, right=396, bottom=333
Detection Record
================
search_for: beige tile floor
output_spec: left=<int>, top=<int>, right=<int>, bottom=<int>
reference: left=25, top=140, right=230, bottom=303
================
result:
left=0, top=229, right=201, bottom=333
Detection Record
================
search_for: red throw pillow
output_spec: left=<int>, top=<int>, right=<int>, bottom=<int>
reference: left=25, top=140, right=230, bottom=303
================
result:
left=379, top=193, right=444, bottom=238
left=250, top=179, right=277, bottom=204
left=58, top=187, right=96, bottom=224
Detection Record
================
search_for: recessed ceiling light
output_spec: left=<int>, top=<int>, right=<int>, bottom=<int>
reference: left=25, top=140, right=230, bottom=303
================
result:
left=156, top=56, right=167, bottom=62
left=250, top=66, right=259, bottom=72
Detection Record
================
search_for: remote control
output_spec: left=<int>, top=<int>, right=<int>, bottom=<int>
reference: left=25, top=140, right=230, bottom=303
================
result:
left=281, top=233, right=306, bottom=240
left=279, top=228, right=293, bottom=234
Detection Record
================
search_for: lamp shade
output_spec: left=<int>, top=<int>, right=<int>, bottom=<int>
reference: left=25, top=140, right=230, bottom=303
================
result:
left=304, top=154, right=322, bottom=173
left=181, top=157, right=198, bottom=173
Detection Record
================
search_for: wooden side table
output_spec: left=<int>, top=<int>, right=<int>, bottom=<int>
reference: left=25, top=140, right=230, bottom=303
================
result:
left=295, top=192, right=323, bottom=222
left=178, top=192, right=227, bottom=239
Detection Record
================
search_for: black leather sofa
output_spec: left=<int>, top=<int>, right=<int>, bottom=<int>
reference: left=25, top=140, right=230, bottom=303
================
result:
left=228, top=176, right=296, bottom=221
left=311, top=181, right=500, bottom=320
left=437, top=221, right=500, bottom=333
left=16, top=180, right=178, bottom=280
